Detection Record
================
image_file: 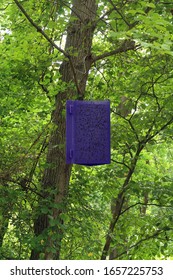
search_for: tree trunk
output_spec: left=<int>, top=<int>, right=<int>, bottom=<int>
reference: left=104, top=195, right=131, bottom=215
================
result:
left=106, top=96, right=132, bottom=260
left=0, top=216, right=9, bottom=249
left=30, top=0, right=97, bottom=260
left=102, top=90, right=144, bottom=259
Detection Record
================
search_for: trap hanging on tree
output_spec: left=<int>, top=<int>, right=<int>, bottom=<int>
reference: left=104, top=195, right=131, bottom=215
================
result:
left=66, top=100, right=110, bottom=166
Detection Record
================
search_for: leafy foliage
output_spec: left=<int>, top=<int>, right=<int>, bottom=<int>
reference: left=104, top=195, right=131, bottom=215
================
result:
left=1, top=0, right=173, bottom=259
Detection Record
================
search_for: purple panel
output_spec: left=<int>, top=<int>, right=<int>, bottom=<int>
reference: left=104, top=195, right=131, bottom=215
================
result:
left=66, top=100, right=110, bottom=166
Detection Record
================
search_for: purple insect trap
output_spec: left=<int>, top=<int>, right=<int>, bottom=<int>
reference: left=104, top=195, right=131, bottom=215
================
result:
left=66, top=100, right=110, bottom=166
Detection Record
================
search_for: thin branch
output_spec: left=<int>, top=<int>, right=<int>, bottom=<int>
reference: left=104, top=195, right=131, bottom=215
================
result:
left=114, top=227, right=173, bottom=259
left=108, top=0, right=131, bottom=27
left=125, top=142, right=133, bottom=158
left=101, top=190, right=125, bottom=260
left=120, top=202, right=173, bottom=216
left=4, top=177, right=44, bottom=198
left=97, top=7, right=115, bottom=23
left=68, top=57, right=83, bottom=97
left=93, top=0, right=155, bottom=63
left=101, top=143, right=145, bottom=260
left=26, top=122, right=50, bottom=154
left=0, top=3, right=11, bottom=10
left=13, top=0, right=83, bottom=97
left=28, top=135, right=49, bottom=184
left=111, top=108, right=140, bottom=142
left=128, top=118, right=140, bottom=142
left=93, top=41, right=140, bottom=62
left=13, top=0, right=69, bottom=58
left=111, top=158, right=131, bottom=171
left=38, top=80, right=52, bottom=103
left=62, top=1, right=84, bottom=23
left=147, top=116, right=173, bottom=142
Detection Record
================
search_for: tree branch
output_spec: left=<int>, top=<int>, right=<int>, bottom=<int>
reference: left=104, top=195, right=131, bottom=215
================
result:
left=13, top=0, right=83, bottom=96
left=68, top=57, right=83, bottom=97
left=114, top=227, right=173, bottom=259
left=93, top=40, right=140, bottom=62
left=111, top=158, right=131, bottom=171
left=101, top=142, right=145, bottom=260
left=97, top=7, right=115, bottom=23
left=108, top=0, right=131, bottom=27
left=13, top=0, right=69, bottom=58
left=0, top=3, right=11, bottom=10
left=111, top=108, right=140, bottom=142
left=147, top=116, right=173, bottom=142
left=120, top=202, right=173, bottom=216
left=93, top=0, right=155, bottom=63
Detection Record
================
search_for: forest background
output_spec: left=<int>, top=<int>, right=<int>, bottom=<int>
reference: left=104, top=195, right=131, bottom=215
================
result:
left=1, top=0, right=173, bottom=260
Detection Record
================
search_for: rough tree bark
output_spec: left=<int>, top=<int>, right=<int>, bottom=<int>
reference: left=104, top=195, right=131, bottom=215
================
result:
left=30, top=0, right=98, bottom=260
